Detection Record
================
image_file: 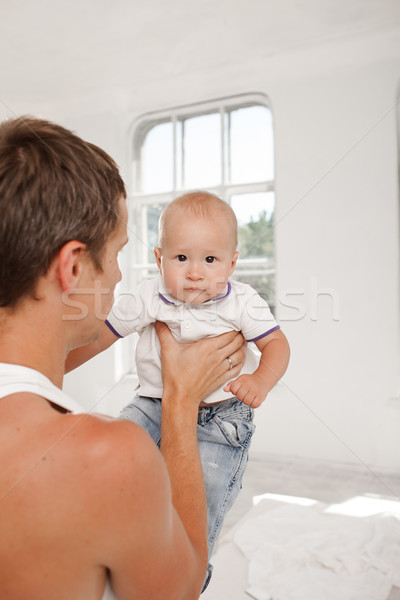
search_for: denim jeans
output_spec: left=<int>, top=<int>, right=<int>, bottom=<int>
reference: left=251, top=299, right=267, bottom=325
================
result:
left=120, top=395, right=255, bottom=591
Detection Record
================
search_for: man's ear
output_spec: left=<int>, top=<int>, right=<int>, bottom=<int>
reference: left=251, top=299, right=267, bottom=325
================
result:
left=57, top=241, right=87, bottom=291
left=154, top=247, right=162, bottom=272
left=231, top=251, right=239, bottom=275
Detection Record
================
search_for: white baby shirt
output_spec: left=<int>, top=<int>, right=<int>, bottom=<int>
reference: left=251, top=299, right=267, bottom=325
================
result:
left=106, top=275, right=280, bottom=404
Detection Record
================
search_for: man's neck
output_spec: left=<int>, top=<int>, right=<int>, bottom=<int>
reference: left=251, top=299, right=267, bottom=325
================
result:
left=0, top=301, right=66, bottom=389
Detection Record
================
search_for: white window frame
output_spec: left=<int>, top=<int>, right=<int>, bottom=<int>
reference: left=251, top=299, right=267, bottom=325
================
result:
left=127, top=92, right=275, bottom=294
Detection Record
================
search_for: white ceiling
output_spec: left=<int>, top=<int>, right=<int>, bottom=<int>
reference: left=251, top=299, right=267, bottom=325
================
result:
left=1, top=0, right=400, bottom=108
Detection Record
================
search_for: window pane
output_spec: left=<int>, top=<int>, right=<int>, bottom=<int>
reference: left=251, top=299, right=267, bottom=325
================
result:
left=231, top=192, right=274, bottom=259
left=231, top=192, right=275, bottom=307
left=142, top=203, right=166, bottom=263
left=176, top=120, right=183, bottom=189
left=183, top=113, right=221, bottom=188
left=141, top=122, right=173, bottom=193
left=230, top=106, right=274, bottom=184
left=236, top=269, right=276, bottom=308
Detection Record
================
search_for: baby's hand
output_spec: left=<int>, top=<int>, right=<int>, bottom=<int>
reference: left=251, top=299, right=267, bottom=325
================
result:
left=224, top=373, right=269, bottom=408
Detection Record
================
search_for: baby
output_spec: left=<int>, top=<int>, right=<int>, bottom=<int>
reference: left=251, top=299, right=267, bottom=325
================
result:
left=67, top=191, right=290, bottom=588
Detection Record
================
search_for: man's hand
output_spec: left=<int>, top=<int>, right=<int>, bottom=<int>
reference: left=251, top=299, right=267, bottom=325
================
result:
left=154, top=322, right=246, bottom=407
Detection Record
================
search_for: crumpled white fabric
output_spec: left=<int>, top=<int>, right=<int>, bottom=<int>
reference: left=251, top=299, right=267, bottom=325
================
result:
left=233, top=504, right=400, bottom=600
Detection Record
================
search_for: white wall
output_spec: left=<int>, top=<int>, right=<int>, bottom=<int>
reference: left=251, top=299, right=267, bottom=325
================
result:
left=254, top=53, right=400, bottom=472
left=46, top=25, right=400, bottom=473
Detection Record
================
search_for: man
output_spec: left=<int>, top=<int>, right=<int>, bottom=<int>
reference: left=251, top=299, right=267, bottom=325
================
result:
left=0, top=116, right=245, bottom=600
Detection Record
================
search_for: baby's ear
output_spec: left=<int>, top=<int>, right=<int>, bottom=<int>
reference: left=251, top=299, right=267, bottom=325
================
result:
left=154, top=247, right=162, bottom=271
left=231, top=251, right=239, bottom=273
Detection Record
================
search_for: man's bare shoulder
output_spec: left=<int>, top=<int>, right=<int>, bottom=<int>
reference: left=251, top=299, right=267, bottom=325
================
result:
left=64, top=412, right=175, bottom=578
left=61, top=411, right=166, bottom=484
left=1, top=396, right=173, bottom=598
left=3, top=394, right=165, bottom=498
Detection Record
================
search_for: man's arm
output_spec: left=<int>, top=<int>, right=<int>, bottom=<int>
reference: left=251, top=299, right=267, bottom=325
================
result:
left=93, top=419, right=205, bottom=600
left=65, top=321, right=119, bottom=373
left=157, top=324, right=247, bottom=596
left=98, top=327, right=246, bottom=600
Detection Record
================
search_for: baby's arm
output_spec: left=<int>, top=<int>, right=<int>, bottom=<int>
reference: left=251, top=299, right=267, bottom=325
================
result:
left=224, top=328, right=290, bottom=408
left=65, top=321, right=120, bottom=373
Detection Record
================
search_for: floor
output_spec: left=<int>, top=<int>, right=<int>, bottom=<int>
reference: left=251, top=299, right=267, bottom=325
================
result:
left=100, top=377, right=400, bottom=598
left=203, top=454, right=400, bottom=600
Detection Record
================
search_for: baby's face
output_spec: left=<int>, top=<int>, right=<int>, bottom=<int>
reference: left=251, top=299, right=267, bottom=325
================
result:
left=154, top=211, right=238, bottom=304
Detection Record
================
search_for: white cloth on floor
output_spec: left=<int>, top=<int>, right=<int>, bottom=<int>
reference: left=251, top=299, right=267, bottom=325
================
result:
left=233, top=503, right=400, bottom=600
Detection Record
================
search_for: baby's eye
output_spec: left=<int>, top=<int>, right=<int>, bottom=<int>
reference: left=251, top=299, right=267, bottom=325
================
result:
left=177, top=255, right=187, bottom=262
left=205, top=256, right=216, bottom=264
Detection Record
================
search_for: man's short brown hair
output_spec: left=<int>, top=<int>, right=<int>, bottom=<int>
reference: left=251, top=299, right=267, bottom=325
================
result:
left=0, top=116, right=126, bottom=308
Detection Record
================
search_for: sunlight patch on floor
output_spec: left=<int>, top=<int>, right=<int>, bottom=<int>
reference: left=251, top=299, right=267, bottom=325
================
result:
left=325, top=495, right=400, bottom=518
left=252, top=492, right=318, bottom=507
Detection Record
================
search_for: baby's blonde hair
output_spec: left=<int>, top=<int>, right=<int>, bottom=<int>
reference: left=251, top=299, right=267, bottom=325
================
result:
left=158, top=191, right=238, bottom=249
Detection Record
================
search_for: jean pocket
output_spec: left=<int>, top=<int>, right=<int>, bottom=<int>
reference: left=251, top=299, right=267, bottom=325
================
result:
left=214, top=415, right=255, bottom=448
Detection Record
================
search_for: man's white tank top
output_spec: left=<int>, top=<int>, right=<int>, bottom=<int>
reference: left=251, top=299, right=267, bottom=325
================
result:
left=0, top=362, right=118, bottom=600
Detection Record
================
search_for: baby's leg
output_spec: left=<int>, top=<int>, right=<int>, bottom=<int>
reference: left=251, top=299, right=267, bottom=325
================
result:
left=197, top=398, right=255, bottom=590
left=120, top=395, right=255, bottom=591
left=120, top=395, right=162, bottom=447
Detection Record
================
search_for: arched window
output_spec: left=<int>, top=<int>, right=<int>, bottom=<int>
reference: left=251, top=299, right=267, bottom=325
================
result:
left=129, top=93, right=275, bottom=308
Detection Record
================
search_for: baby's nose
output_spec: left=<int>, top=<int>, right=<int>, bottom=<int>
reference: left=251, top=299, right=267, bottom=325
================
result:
left=186, top=263, right=204, bottom=280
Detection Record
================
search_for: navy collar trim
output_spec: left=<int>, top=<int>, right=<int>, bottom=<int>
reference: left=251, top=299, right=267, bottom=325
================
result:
left=158, top=293, right=175, bottom=305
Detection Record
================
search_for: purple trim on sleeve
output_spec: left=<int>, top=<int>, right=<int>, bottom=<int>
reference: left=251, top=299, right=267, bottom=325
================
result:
left=105, top=319, right=124, bottom=339
left=246, top=325, right=280, bottom=343
left=212, top=281, right=231, bottom=301
left=158, top=293, right=176, bottom=305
